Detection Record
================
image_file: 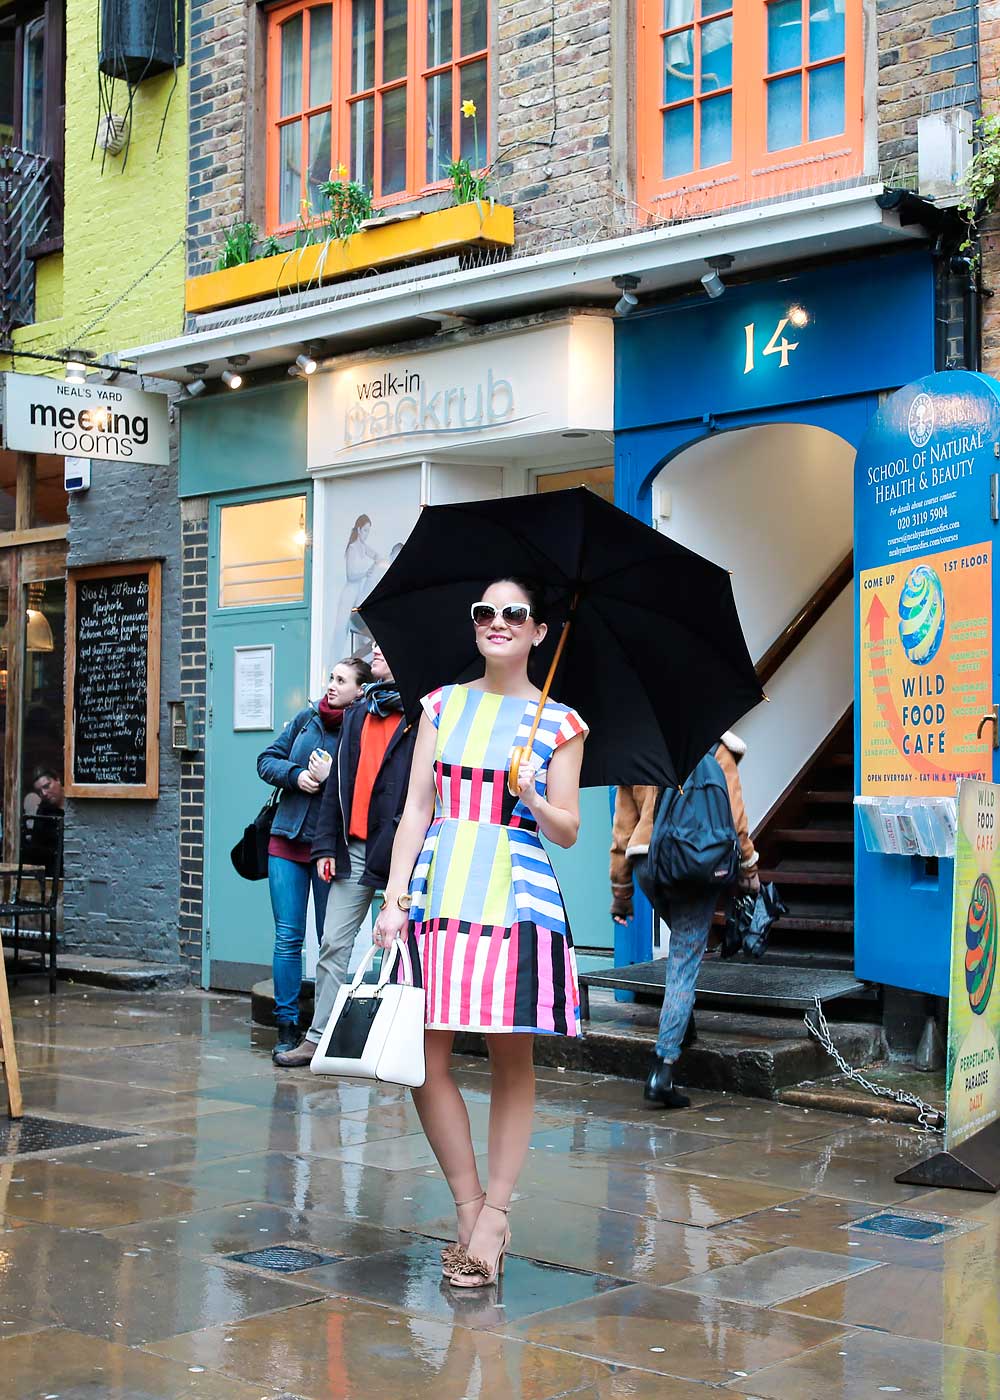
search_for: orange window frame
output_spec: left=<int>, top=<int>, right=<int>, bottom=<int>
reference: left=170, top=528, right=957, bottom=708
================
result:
left=636, top=0, right=864, bottom=221
left=265, top=0, right=489, bottom=234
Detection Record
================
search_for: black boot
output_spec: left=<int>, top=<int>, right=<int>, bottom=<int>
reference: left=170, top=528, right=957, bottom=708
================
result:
left=272, top=1021, right=300, bottom=1059
left=644, top=1055, right=691, bottom=1109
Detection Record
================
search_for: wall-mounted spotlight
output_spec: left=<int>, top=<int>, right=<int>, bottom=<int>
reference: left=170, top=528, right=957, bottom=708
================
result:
left=65, top=361, right=87, bottom=384
left=295, top=350, right=318, bottom=375
left=181, top=378, right=207, bottom=398
left=700, top=254, right=734, bottom=300
left=222, top=354, right=249, bottom=390
left=613, top=274, right=641, bottom=317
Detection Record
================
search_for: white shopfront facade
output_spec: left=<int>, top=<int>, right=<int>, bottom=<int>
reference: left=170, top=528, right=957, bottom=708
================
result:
left=306, top=311, right=617, bottom=968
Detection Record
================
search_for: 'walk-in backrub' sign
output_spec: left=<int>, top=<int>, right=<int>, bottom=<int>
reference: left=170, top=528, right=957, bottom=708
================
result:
left=855, top=373, right=996, bottom=795
left=3, top=372, right=169, bottom=465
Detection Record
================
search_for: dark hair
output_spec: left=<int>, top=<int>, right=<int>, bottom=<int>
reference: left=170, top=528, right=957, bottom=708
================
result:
left=348, top=515, right=372, bottom=547
left=31, top=766, right=60, bottom=785
left=334, top=656, right=373, bottom=688
left=488, top=576, right=548, bottom=626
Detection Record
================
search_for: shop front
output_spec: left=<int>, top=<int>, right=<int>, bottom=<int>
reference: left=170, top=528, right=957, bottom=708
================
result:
left=613, top=249, right=940, bottom=979
left=306, top=312, right=618, bottom=977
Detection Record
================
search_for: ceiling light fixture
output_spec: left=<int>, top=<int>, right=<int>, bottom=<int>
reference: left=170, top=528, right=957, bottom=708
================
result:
left=222, top=355, right=249, bottom=391
left=700, top=254, right=734, bottom=300
left=613, top=274, right=641, bottom=317
left=295, top=351, right=318, bottom=375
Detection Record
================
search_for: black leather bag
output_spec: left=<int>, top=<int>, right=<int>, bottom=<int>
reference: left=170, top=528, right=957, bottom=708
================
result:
left=230, top=789, right=280, bottom=881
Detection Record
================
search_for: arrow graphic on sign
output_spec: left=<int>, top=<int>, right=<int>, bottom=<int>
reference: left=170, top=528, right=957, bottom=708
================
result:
left=865, top=593, right=952, bottom=779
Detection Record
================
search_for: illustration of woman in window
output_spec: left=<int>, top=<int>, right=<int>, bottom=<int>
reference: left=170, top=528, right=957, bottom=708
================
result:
left=333, top=514, right=379, bottom=656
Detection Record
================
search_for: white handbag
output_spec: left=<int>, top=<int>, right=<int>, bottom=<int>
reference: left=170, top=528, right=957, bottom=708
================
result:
left=309, top=939, right=426, bottom=1087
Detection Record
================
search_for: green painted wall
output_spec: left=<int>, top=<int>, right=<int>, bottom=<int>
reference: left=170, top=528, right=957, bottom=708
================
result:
left=12, top=0, right=188, bottom=368
left=179, top=382, right=309, bottom=497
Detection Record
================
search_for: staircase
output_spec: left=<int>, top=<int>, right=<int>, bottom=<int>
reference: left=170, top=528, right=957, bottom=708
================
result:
left=747, top=708, right=856, bottom=970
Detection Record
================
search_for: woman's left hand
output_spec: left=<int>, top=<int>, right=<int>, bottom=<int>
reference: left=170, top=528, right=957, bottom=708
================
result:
left=516, top=757, right=541, bottom=807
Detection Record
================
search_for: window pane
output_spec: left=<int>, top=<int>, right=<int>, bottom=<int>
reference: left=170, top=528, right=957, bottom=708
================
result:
left=426, top=70, right=452, bottom=181
left=460, top=59, right=487, bottom=162
left=381, top=84, right=407, bottom=194
left=767, top=0, right=801, bottom=73
left=700, top=91, right=731, bottom=167
left=280, top=13, right=303, bottom=117
left=308, top=111, right=332, bottom=203
left=809, top=59, right=844, bottom=139
left=279, top=120, right=302, bottom=223
left=0, top=27, right=14, bottom=143
left=220, top=498, right=307, bottom=609
left=22, top=578, right=65, bottom=856
left=427, top=0, right=453, bottom=66
left=809, top=0, right=844, bottom=61
left=767, top=71, right=802, bottom=149
left=663, top=101, right=694, bottom=177
left=461, top=0, right=487, bottom=54
left=22, top=15, right=45, bottom=152
left=663, top=0, right=693, bottom=25
left=382, top=0, right=408, bottom=81
left=309, top=6, right=333, bottom=107
left=663, top=30, right=694, bottom=104
left=701, top=1, right=730, bottom=15
left=352, top=0, right=375, bottom=91
left=351, top=95, right=374, bottom=184
left=700, top=16, right=732, bottom=91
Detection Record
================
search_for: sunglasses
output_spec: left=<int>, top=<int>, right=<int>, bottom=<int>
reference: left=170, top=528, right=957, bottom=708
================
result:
left=471, top=602, right=533, bottom=628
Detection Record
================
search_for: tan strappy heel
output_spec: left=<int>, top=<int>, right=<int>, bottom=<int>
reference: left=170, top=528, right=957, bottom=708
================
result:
left=440, top=1191, right=485, bottom=1276
left=448, top=1202, right=510, bottom=1288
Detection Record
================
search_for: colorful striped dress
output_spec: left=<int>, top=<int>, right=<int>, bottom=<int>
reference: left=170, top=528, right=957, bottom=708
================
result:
left=409, top=684, right=588, bottom=1037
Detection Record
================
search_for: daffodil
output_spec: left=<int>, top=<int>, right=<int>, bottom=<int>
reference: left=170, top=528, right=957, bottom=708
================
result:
left=338, top=163, right=349, bottom=179
left=461, top=99, right=477, bottom=118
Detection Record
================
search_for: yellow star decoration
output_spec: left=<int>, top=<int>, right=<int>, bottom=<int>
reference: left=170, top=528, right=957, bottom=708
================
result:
left=461, top=100, right=477, bottom=118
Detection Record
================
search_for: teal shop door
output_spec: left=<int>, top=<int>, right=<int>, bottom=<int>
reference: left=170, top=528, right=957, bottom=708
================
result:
left=204, top=491, right=312, bottom=991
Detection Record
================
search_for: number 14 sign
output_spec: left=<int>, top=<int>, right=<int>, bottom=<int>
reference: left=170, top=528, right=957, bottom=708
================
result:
left=743, top=310, right=810, bottom=374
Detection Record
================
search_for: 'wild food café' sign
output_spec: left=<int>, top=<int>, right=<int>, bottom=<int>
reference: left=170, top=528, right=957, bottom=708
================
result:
left=2, top=372, right=170, bottom=466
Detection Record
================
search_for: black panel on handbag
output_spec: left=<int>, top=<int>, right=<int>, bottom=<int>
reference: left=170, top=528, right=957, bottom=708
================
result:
left=230, top=789, right=280, bottom=881
left=326, top=996, right=380, bottom=1059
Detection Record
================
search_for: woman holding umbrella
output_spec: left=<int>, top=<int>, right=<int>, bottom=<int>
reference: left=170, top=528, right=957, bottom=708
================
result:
left=372, top=577, right=587, bottom=1289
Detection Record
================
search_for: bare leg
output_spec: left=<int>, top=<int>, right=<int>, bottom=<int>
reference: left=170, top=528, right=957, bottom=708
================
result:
left=463, top=1033, right=535, bottom=1268
left=411, top=1029, right=483, bottom=1247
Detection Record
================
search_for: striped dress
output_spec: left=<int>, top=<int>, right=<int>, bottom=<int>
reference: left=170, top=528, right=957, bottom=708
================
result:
left=409, top=684, right=588, bottom=1037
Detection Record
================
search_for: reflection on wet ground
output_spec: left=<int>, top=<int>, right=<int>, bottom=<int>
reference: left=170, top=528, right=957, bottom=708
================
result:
left=0, top=982, right=997, bottom=1398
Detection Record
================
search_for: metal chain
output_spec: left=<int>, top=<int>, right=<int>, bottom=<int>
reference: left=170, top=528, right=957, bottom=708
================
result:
left=73, top=237, right=184, bottom=346
left=803, top=995, right=944, bottom=1133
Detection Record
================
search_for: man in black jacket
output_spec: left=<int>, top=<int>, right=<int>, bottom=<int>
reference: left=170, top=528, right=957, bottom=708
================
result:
left=274, top=644, right=417, bottom=1067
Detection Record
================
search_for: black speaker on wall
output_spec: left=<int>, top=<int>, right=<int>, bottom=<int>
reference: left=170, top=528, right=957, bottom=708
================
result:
left=99, top=0, right=184, bottom=84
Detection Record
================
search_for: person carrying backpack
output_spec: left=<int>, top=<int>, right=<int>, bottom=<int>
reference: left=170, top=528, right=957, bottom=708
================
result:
left=610, top=732, right=759, bottom=1109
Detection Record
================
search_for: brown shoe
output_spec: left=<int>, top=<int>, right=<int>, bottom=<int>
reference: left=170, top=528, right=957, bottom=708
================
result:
left=273, top=1038, right=317, bottom=1068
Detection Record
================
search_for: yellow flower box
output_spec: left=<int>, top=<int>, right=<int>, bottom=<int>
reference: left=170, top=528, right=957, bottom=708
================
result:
left=186, top=203, right=515, bottom=315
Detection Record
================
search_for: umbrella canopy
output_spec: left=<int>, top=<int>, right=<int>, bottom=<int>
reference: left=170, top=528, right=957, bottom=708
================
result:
left=358, top=488, right=764, bottom=789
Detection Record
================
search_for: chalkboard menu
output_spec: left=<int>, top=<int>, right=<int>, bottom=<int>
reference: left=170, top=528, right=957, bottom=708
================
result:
left=65, top=561, right=161, bottom=798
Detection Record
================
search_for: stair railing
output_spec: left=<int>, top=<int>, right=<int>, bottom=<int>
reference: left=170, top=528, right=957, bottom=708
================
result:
left=756, top=551, right=853, bottom=687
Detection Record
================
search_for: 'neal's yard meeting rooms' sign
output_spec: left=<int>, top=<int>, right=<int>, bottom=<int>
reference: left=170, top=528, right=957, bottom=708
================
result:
left=65, top=562, right=162, bottom=799
left=3, top=372, right=169, bottom=466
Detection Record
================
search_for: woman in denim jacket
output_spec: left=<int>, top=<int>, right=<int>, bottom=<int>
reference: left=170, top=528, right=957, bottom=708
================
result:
left=258, top=656, right=372, bottom=1056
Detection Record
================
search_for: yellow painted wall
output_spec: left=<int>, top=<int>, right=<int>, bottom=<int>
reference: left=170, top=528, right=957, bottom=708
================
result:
left=12, top=0, right=188, bottom=372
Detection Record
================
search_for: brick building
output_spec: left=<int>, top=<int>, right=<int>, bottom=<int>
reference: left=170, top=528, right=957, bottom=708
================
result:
left=118, top=1, right=987, bottom=1060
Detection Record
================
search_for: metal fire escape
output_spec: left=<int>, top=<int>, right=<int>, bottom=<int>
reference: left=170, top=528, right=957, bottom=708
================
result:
left=0, top=147, right=60, bottom=344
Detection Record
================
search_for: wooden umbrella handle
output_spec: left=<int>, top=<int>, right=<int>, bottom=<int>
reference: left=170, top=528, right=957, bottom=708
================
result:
left=508, top=613, right=575, bottom=798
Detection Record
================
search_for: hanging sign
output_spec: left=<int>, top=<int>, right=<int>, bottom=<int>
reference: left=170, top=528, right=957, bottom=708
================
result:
left=2, top=372, right=170, bottom=465
left=946, top=779, right=1000, bottom=1151
left=855, top=372, right=996, bottom=795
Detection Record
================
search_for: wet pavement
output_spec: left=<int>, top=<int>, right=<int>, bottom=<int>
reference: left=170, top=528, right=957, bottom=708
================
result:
left=1, top=982, right=998, bottom=1398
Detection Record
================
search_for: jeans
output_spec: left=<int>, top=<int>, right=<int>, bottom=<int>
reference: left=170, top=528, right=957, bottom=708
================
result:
left=269, top=856, right=332, bottom=1025
left=635, top=859, right=719, bottom=1065
left=306, top=837, right=378, bottom=1044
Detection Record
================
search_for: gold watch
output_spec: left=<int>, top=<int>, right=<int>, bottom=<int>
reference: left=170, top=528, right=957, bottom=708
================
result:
left=396, top=894, right=413, bottom=912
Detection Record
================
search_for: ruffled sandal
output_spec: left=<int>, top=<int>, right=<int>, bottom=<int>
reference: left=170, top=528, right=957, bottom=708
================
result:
left=440, top=1191, right=485, bottom=1276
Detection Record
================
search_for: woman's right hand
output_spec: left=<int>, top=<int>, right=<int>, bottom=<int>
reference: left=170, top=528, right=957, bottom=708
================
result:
left=373, top=901, right=408, bottom=948
left=297, top=770, right=320, bottom=794
left=316, top=858, right=334, bottom=883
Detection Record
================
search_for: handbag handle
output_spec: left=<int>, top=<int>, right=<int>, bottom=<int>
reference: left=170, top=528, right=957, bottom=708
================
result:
left=346, top=937, right=415, bottom=995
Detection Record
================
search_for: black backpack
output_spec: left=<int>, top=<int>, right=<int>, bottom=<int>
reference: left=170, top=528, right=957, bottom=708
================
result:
left=647, top=750, right=740, bottom=895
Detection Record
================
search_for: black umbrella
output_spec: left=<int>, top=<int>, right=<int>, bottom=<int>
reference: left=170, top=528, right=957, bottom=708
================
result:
left=358, top=488, right=763, bottom=789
